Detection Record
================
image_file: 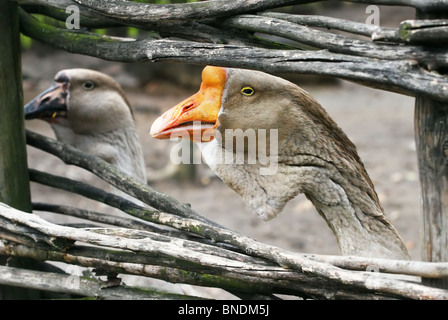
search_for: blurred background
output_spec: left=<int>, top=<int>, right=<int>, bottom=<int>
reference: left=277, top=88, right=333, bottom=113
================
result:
left=22, top=1, right=420, bottom=260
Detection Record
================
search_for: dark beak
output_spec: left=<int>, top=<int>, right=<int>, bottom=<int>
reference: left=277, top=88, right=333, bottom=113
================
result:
left=24, top=82, right=69, bottom=120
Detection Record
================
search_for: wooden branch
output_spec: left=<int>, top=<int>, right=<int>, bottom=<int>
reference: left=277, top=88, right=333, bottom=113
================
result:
left=3, top=200, right=448, bottom=299
left=26, top=168, right=272, bottom=258
left=0, top=239, right=286, bottom=299
left=0, top=205, right=318, bottom=299
left=399, top=19, right=448, bottom=44
left=0, top=204, right=75, bottom=250
left=29, top=167, right=448, bottom=294
left=18, top=10, right=448, bottom=101
left=29, top=168, right=436, bottom=286
left=15, top=0, right=448, bottom=15
left=17, top=0, right=119, bottom=21
left=26, top=130, right=220, bottom=228
left=304, top=253, right=448, bottom=279
left=71, top=0, right=309, bottom=23
left=19, top=4, right=121, bottom=28
left=155, top=21, right=289, bottom=48
left=31, top=201, right=245, bottom=254
left=23, top=131, right=448, bottom=299
left=415, top=95, right=448, bottom=289
left=27, top=169, right=243, bottom=249
left=0, top=241, right=354, bottom=299
left=19, top=5, right=279, bottom=48
left=60, top=0, right=448, bottom=21
left=31, top=202, right=184, bottom=236
left=14, top=129, right=448, bottom=298
left=0, top=203, right=256, bottom=271
left=0, top=265, right=203, bottom=299
left=20, top=3, right=446, bottom=67
left=259, top=11, right=385, bottom=37
left=343, top=0, right=448, bottom=12
left=259, top=12, right=401, bottom=42
left=218, top=14, right=448, bottom=67
left=88, top=40, right=448, bottom=101
left=28, top=167, right=293, bottom=264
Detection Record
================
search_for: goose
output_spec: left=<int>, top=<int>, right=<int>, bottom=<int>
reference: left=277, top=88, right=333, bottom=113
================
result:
left=24, top=68, right=147, bottom=185
left=150, top=65, right=410, bottom=260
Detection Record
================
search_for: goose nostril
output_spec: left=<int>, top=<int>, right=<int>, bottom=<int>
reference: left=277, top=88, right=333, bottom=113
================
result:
left=40, top=96, right=51, bottom=104
left=181, top=103, right=195, bottom=112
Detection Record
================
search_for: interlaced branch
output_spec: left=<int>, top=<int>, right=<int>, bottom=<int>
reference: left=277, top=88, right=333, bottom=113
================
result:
left=2, top=130, right=444, bottom=299
left=17, top=4, right=448, bottom=101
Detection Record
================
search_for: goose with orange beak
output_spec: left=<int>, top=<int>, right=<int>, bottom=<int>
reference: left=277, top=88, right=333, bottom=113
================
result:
left=150, top=66, right=225, bottom=143
left=150, top=66, right=409, bottom=259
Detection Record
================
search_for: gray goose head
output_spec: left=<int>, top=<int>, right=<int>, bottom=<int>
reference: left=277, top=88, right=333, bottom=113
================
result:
left=25, top=68, right=146, bottom=184
left=150, top=66, right=410, bottom=260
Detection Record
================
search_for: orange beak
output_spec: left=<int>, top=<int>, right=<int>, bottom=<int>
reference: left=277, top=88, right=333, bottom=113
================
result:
left=150, top=66, right=226, bottom=142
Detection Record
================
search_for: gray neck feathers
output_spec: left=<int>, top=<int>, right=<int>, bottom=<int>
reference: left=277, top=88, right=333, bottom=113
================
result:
left=52, top=124, right=147, bottom=184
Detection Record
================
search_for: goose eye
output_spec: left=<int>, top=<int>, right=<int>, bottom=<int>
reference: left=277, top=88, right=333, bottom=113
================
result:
left=241, top=86, right=255, bottom=96
left=82, top=80, right=95, bottom=91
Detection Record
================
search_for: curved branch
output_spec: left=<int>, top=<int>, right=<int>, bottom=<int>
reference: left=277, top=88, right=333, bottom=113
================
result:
left=343, top=0, right=448, bottom=12
left=31, top=202, right=186, bottom=236
left=71, top=0, right=309, bottom=23
left=399, top=19, right=448, bottom=44
left=18, top=9, right=448, bottom=101
left=27, top=168, right=245, bottom=250
left=259, top=11, right=400, bottom=41
left=16, top=0, right=448, bottom=15
left=19, top=4, right=121, bottom=28
left=68, top=0, right=448, bottom=20
left=219, top=14, right=448, bottom=67
left=0, top=265, right=201, bottom=299
left=305, top=253, right=448, bottom=279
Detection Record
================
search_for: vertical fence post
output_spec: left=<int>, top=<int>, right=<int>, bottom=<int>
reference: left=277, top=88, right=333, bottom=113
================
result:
left=415, top=97, right=448, bottom=289
left=0, top=0, right=40, bottom=299
left=414, top=9, right=448, bottom=289
left=0, top=2, right=31, bottom=212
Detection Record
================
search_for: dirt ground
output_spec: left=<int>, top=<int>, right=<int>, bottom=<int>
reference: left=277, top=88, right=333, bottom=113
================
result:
left=20, top=4, right=422, bottom=297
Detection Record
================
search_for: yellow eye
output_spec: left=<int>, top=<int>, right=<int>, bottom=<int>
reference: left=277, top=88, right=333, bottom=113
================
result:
left=241, top=86, right=255, bottom=96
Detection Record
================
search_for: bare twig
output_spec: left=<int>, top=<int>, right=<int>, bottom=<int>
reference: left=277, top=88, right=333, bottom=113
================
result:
left=64, top=0, right=448, bottom=21
left=304, top=253, right=448, bottom=279
left=343, top=0, right=448, bottom=12
left=0, top=265, right=202, bottom=300
left=71, top=0, right=311, bottom=23
left=399, top=19, right=448, bottom=44
left=218, top=14, right=448, bottom=66
left=31, top=202, right=187, bottom=236
left=259, top=11, right=401, bottom=42
left=15, top=0, right=448, bottom=14
left=259, top=12, right=384, bottom=37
